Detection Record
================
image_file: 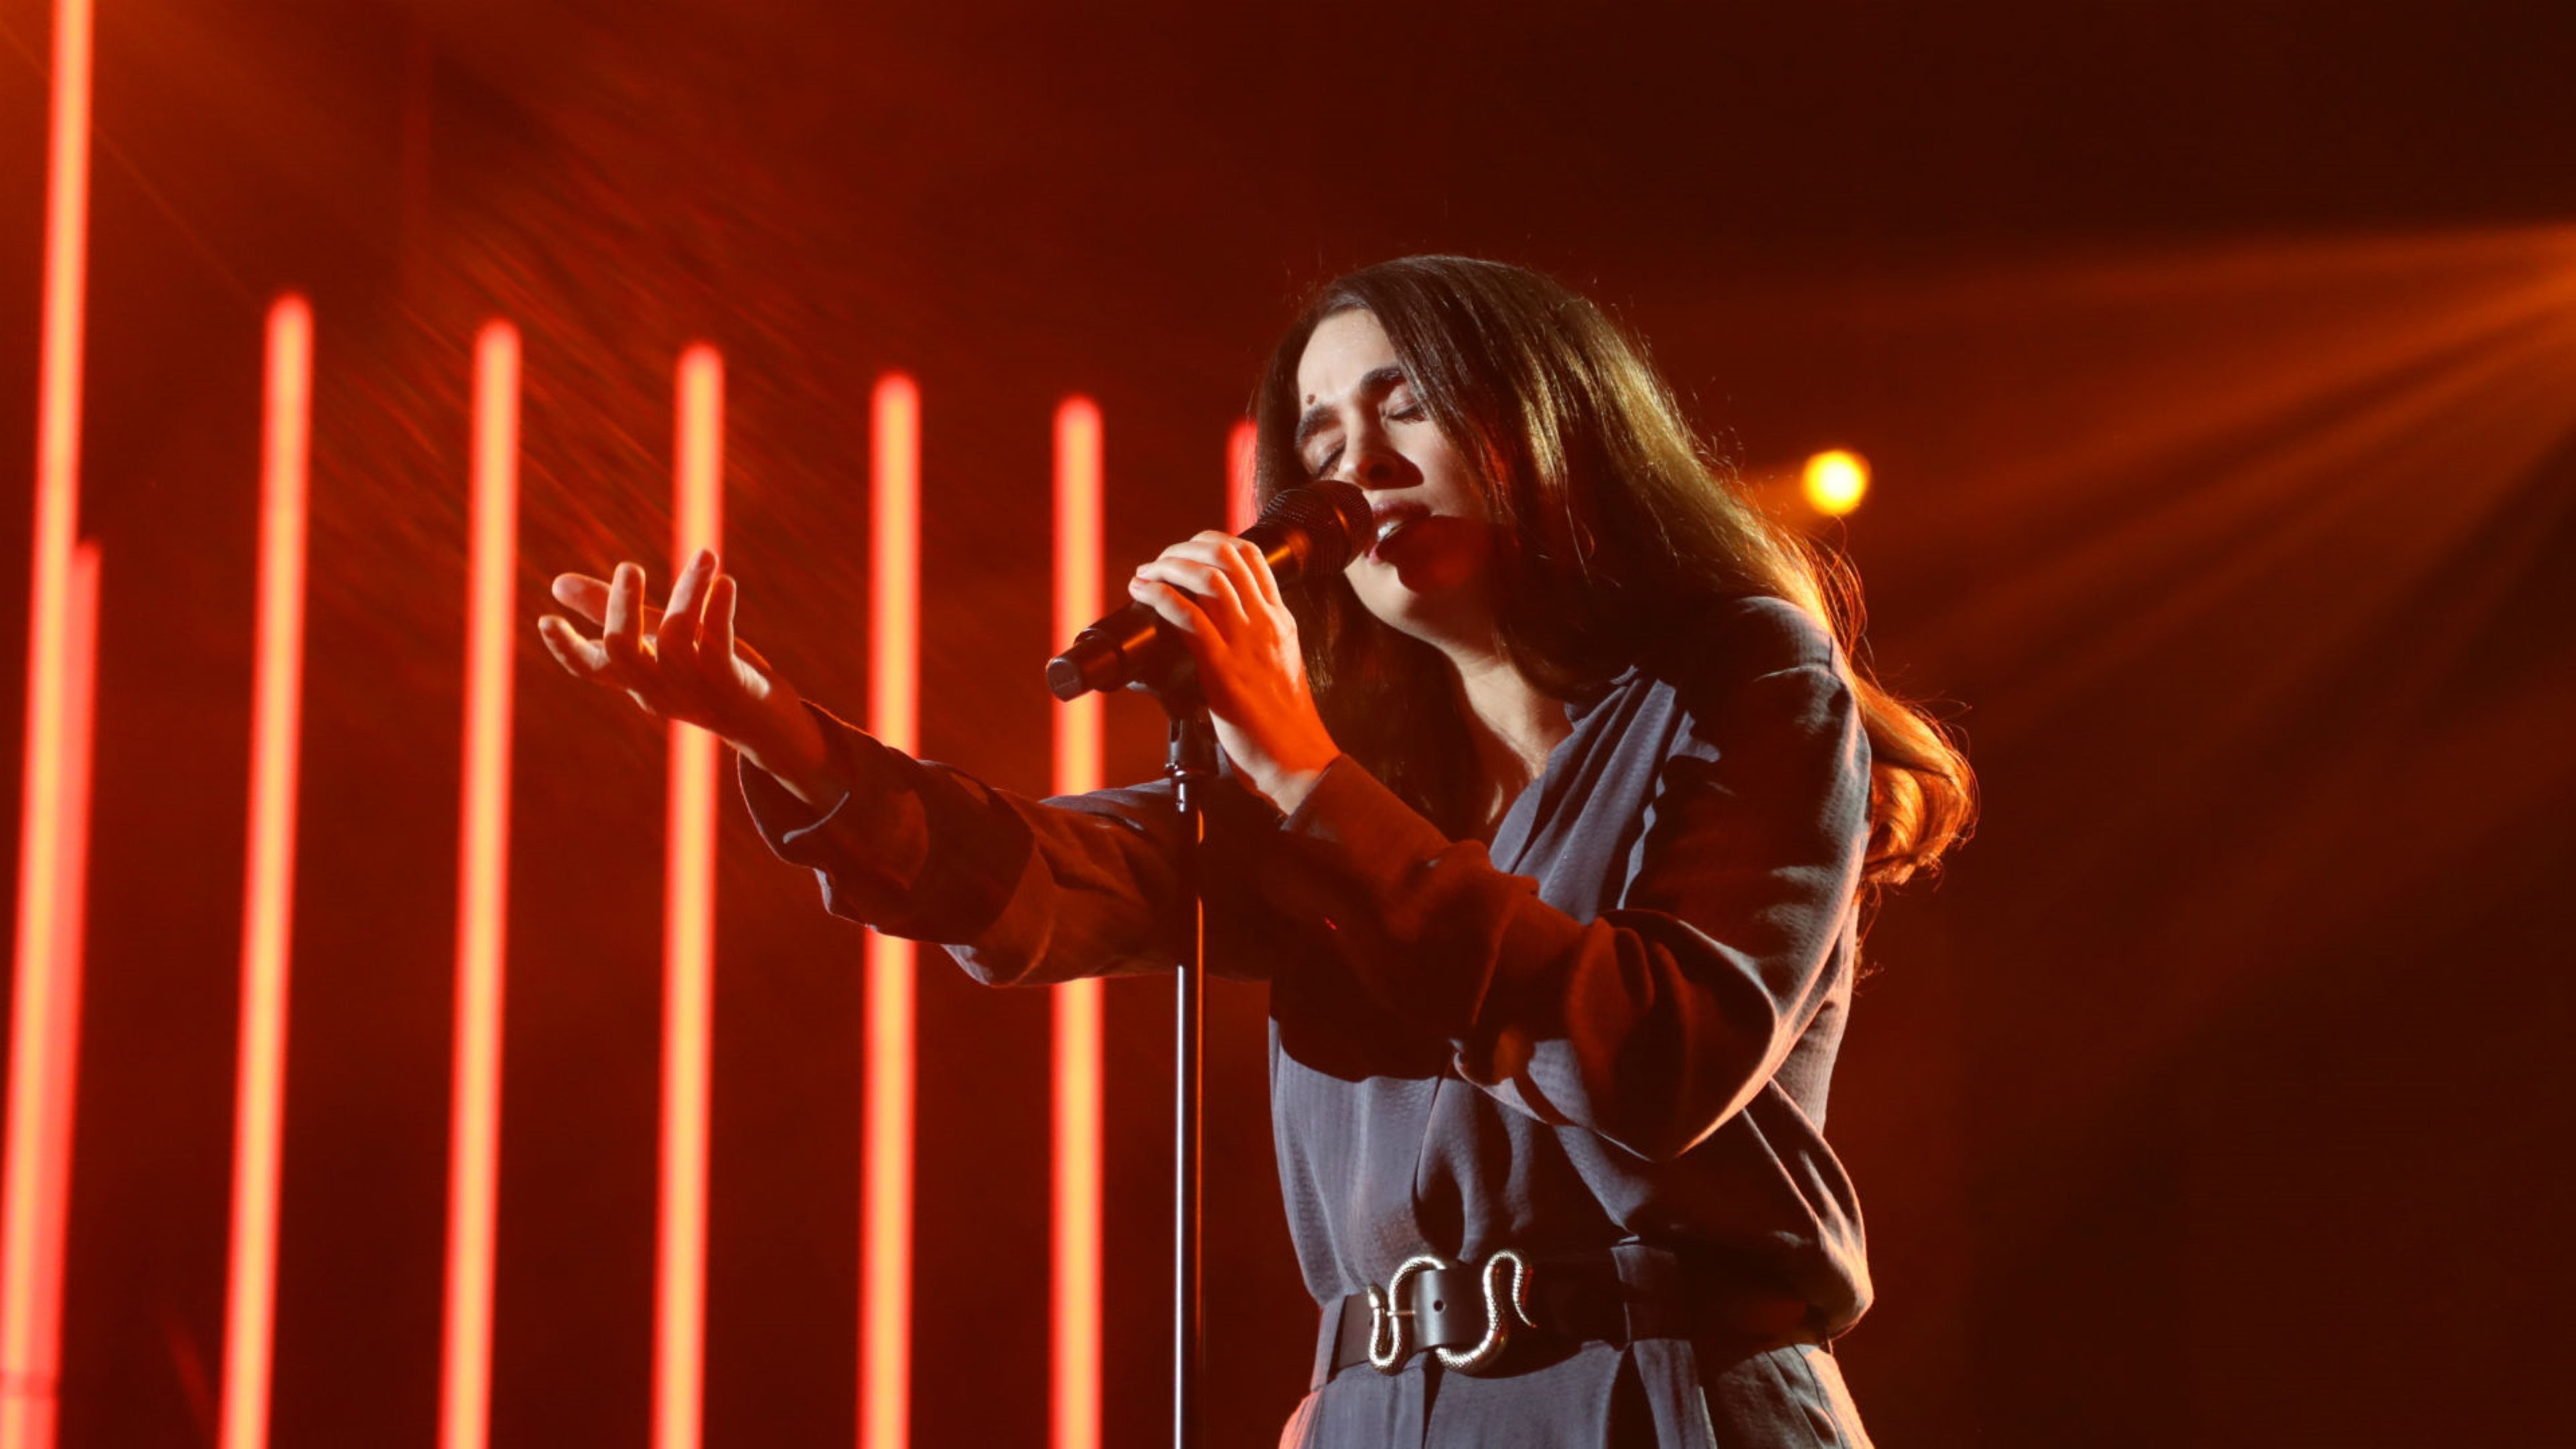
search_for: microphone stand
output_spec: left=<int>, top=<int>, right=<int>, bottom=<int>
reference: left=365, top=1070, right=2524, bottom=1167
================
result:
left=1154, top=680, right=1214, bottom=1449
left=1045, top=483, right=1368, bottom=1449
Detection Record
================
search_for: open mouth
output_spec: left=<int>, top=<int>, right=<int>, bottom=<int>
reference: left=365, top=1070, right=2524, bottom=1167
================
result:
left=1366, top=503, right=1431, bottom=559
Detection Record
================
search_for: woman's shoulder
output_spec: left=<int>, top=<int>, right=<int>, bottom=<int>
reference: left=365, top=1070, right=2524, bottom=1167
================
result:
left=1641, top=593, right=1843, bottom=690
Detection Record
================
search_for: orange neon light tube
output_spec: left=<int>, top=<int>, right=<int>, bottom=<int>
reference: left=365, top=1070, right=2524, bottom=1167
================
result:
left=1226, top=419, right=1257, bottom=534
left=1050, top=398, right=1104, bottom=1449
left=438, top=321, right=520, bottom=1449
left=0, top=544, right=99, bottom=1449
left=0, top=1, right=96, bottom=1443
left=859, top=375, right=919, bottom=1449
left=219, top=294, right=314, bottom=1449
left=654, top=343, right=724, bottom=1449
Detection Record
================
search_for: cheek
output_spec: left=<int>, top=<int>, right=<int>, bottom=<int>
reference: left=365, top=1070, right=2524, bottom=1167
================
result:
left=1413, top=443, right=1484, bottom=516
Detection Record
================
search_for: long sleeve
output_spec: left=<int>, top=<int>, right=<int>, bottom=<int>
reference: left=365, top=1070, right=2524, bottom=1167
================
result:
left=738, top=701, right=1289, bottom=985
left=1251, top=600, right=1873, bottom=1163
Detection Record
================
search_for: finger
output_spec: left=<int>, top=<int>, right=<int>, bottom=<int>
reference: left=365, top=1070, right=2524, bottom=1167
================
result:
left=657, top=548, right=715, bottom=681
left=1224, top=535, right=1287, bottom=614
left=1134, top=556, right=1247, bottom=624
left=536, top=614, right=612, bottom=679
left=1192, top=531, right=1283, bottom=614
left=601, top=562, right=651, bottom=678
left=1155, top=536, right=1244, bottom=572
left=554, top=570, right=666, bottom=632
left=703, top=573, right=740, bottom=683
left=1125, top=577, right=1210, bottom=637
left=551, top=572, right=610, bottom=623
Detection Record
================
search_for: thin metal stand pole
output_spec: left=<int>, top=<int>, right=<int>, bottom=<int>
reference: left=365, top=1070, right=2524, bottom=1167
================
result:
left=1164, top=705, right=1213, bottom=1449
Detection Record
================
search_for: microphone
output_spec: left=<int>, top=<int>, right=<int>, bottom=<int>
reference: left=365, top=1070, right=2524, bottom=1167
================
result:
left=1047, top=478, right=1373, bottom=701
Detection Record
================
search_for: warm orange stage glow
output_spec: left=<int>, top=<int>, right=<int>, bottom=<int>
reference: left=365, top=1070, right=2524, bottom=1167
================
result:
left=220, top=294, right=314, bottom=1449
left=860, top=373, right=919, bottom=1449
left=1802, top=448, right=1870, bottom=516
left=1226, top=418, right=1258, bottom=534
left=1050, top=398, right=1105, bottom=1449
left=0, top=545, right=98, bottom=1449
left=0, top=2, right=96, bottom=1443
left=438, top=321, right=520, bottom=1449
left=655, top=344, right=726, bottom=1449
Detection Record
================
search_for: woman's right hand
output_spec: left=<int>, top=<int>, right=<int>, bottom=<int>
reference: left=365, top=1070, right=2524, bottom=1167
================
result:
left=537, top=547, right=848, bottom=806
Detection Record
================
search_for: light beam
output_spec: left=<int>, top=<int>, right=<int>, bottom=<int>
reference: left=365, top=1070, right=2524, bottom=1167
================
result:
left=860, top=373, right=919, bottom=1449
left=1050, top=398, right=1104, bottom=1449
left=438, top=320, right=520, bottom=1449
left=219, top=293, right=315, bottom=1449
left=653, top=343, right=725, bottom=1449
left=0, top=1, right=98, bottom=1442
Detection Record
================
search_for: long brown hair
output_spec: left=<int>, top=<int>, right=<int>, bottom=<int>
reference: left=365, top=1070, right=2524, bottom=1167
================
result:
left=1252, top=256, right=1973, bottom=890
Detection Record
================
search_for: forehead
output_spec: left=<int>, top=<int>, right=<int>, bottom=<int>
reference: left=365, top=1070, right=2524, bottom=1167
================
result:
left=1295, top=309, right=1400, bottom=405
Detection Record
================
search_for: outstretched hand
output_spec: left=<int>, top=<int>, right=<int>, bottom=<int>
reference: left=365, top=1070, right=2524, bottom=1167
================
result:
left=537, top=548, right=845, bottom=806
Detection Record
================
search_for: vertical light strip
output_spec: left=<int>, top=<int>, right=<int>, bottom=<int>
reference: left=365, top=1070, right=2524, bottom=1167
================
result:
left=858, top=373, right=919, bottom=1449
left=0, top=544, right=98, bottom=1449
left=0, top=1, right=95, bottom=1443
left=437, top=321, right=519, bottom=1449
left=1225, top=419, right=1257, bottom=535
left=219, top=295, right=314, bottom=1449
left=1048, top=398, right=1103, bottom=1449
left=653, top=343, right=724, bottom=1449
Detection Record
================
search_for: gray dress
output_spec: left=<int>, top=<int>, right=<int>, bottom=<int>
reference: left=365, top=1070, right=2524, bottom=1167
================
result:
left=741, top=594, right=1878, bottom=1447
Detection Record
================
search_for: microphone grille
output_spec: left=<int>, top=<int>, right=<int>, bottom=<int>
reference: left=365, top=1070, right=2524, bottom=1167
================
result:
left=1255, top=479, right=1374, bottom=576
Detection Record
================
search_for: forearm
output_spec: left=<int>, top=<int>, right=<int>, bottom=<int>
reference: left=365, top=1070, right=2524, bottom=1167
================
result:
left=1256, top=658, right=1870, bottom=1162
left=740, top=703, right=1243, bottom=982
left=732, top=689, right=851, bottom=810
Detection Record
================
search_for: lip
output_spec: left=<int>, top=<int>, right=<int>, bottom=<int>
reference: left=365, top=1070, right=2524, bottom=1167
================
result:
left=1365, top=500, right=1432, bottom=559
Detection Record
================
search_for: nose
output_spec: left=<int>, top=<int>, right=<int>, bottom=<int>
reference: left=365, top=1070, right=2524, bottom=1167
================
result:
left=1341, top=437, right=1413, bottom=490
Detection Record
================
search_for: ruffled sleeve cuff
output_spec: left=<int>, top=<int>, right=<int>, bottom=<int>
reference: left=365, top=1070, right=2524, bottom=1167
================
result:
left=735, top=701, right=932, bottom=925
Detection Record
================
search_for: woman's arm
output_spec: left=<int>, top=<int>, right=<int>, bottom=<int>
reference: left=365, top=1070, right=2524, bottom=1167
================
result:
left=541, top=549, right=1278, bottom=985
left=735, top=702, right=1287, bottom=985
left=1120, top=537, right=1873, bottom=1161
left=1256, top=609, right=1873, bottom=1163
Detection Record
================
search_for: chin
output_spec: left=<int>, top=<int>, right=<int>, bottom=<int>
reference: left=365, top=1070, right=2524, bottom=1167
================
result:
left=1351, top=573, right=1493, bottom=652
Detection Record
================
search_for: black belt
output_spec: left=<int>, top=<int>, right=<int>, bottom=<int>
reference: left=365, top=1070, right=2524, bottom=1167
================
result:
left=1321, top=1243, right=1815, bottom=1381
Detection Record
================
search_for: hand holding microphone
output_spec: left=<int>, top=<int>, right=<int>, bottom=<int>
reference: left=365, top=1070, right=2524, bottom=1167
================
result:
left=1069, top=480, right=1372, bottom=815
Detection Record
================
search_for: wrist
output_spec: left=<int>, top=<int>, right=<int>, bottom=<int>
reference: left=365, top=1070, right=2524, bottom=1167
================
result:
left=743, top=703, right=849, bottom=809
left=1261, top=761, right=1331, bottom=817
left=1242, top=742, right=1337, bottom=817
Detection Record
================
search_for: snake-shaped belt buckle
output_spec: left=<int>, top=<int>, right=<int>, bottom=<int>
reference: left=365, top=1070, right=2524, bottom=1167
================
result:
left=1363, top=1254, right=1445, bottom=1372
left=1364, top=1249, right=1537, bottom=1376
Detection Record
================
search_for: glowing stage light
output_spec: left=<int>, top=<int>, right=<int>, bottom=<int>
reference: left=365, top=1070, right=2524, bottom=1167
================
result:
left=0, top=543, right=98, bottom=1449
left=1226, top=419, right=1257, bottom=534
left=438, top=321, right=519, bottom=1449
left=1802, top=450, right=1870, bottom=517
left=220, top=293, right=314, bottom=1449
left=860, top=373, right=919, bottom=1449
left=1050, top=398, right=1104, bottom=1449
left=1, top=1, right=97, bottom=1443
left=655, top=344, right=725, bottom=1449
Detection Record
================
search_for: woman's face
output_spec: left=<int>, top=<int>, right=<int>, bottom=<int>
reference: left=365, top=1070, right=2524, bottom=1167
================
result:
left=1292, top=309, right=1497, bottom=650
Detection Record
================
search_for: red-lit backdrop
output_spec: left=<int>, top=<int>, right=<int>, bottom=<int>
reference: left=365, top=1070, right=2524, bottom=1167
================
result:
left=1, top=2, right=2572, bottom=1447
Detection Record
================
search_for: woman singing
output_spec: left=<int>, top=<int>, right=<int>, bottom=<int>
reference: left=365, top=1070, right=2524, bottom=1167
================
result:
left=538, top=256, right=1973, bottom=1446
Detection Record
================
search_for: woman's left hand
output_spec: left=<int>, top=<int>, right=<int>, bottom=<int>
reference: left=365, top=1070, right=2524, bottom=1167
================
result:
left=1127, top=532, right=1340, bottom=814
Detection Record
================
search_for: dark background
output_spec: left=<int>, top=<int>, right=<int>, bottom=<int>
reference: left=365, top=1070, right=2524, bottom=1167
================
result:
left=2, top=0, right=2572, bottom=1443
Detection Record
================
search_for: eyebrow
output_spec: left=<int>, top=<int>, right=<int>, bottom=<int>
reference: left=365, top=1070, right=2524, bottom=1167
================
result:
left=1292, top=364, right=1411, bottom=455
